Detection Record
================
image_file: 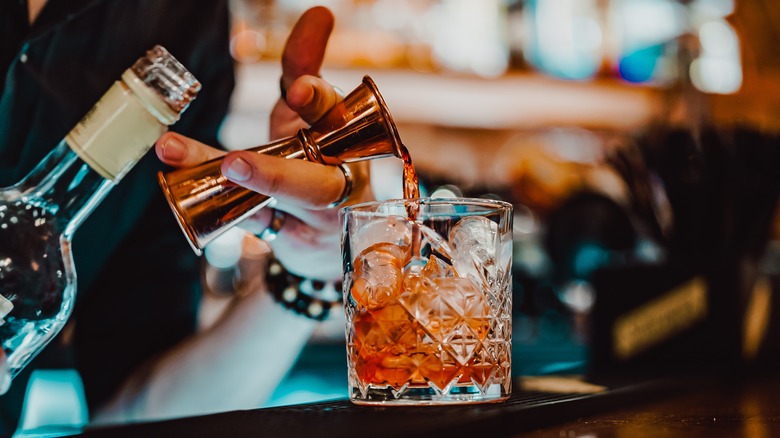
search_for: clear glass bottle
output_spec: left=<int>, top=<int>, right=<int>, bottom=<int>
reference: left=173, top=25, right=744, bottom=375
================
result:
left=0, top=45, right=200, bottom=379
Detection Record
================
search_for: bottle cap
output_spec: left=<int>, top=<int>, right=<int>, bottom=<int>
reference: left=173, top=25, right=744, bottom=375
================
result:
left=130, top=45, right=201, bottom=114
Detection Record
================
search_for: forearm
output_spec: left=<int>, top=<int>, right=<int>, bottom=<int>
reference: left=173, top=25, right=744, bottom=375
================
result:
left=91, top=287, right=317, bottom=424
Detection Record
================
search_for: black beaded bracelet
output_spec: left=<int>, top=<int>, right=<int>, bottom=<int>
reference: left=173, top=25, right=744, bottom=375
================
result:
left=265, top=258, right=343, bottom=321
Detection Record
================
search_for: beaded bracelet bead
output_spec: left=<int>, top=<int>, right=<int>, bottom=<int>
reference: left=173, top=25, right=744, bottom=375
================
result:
left=264, top=258, right=343, bottom=321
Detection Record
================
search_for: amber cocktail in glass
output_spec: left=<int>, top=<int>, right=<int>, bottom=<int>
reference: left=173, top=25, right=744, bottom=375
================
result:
left=340, top=198, right=513, bottom=405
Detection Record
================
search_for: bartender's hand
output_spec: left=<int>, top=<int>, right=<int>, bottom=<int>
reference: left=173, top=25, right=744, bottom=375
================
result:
left=155, top=6, right=373, bottom=280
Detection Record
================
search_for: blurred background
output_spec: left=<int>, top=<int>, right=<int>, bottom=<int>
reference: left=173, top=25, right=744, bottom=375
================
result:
left=199, top=0, right=780, bottom=409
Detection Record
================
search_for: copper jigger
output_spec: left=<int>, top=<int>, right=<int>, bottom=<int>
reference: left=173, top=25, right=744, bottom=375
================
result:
left=158, top=75, right=404, bottom=255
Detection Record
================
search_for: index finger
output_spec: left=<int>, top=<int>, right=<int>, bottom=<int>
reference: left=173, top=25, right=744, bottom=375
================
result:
left=280, top=6, right=334, bottom=92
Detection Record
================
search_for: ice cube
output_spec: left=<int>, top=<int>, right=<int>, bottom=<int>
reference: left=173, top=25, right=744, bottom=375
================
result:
left=351, top=242, right=407, bottom=309
left=419, top=224, right=457, bottom=267
left=449, top=216, right=498, bottom=285
left=420, top=255, right=457, bottom=280
left=351, top=216, right=412, bottom=257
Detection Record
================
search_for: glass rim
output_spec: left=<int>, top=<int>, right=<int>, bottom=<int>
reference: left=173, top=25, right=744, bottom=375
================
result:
left=340, top=197, right=513, bottom=215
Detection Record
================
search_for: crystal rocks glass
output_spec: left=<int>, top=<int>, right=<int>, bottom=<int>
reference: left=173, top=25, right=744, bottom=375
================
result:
left=340, top=198, right=513, bottom=405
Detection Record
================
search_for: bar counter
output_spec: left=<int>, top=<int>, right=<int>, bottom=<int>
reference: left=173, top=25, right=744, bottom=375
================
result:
left=72, top=372, right=780, bottom=438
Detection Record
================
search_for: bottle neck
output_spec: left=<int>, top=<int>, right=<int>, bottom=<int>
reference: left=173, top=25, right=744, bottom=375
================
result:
left=18, top=141, right=112, bottom=237
left=19, top=73, right=173, bottom=237
left=66, top=77, right=170, bottom=181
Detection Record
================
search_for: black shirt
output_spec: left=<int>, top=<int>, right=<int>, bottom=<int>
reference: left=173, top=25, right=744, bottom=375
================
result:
left=0, top=0, right=29, bottom=92
left=0, top=0, right=235, bottom=433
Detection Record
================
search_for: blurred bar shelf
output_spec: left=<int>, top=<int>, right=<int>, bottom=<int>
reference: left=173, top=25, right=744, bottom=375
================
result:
left=229, top=61, right=663, bottom=132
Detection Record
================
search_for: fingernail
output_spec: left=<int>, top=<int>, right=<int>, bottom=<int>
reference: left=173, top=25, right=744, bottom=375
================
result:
left=162, top=137, right=186, bottom=162
left=224, top=157, right=252, bottom=182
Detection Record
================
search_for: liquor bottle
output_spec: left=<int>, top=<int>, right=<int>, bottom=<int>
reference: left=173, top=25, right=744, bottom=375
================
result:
left=0, top=45, right=201, bottom=380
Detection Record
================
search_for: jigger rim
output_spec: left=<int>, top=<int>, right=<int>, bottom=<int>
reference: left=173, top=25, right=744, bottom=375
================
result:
left=361, top=75, right=404, bottom=159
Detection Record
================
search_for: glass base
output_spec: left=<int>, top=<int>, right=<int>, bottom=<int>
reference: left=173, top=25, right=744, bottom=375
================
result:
left=349, top=383, right=510, bottom=406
